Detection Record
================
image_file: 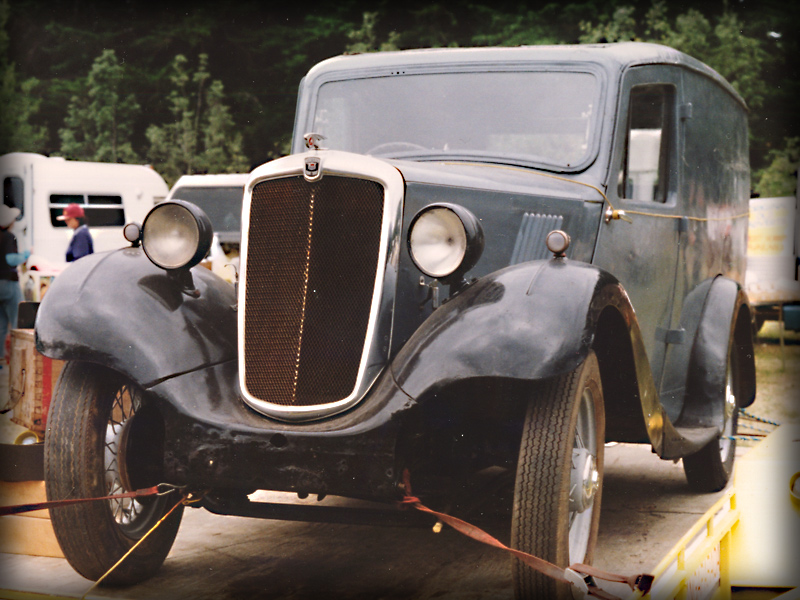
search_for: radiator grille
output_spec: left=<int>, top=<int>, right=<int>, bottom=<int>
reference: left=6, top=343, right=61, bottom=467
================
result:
left=243, top=175, right=385, bottom=407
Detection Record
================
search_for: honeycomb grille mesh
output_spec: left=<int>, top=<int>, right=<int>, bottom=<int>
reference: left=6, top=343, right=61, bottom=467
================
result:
left=243, top=175, right=384, bottom=407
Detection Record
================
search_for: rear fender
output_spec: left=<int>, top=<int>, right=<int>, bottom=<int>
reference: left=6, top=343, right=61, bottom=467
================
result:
left=680, top=277, right=756, bottom=427
left=35, top=248, right=237, bottom=388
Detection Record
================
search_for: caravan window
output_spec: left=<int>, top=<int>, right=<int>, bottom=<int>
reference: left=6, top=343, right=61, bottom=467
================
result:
left=3, top=177, right=24, bottom=217
left=49, top=194, right=125, bottom=227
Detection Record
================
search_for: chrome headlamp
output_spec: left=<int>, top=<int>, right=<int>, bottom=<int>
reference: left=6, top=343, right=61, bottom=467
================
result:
left=408, top=203, right=484, bottom=285
left=141, top=200, right=213, bottom=270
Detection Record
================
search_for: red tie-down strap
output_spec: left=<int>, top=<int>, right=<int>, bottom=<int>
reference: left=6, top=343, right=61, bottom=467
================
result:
left=0, top=483, right=183, bottom=517
left=399, top=470, right=653, bottom=600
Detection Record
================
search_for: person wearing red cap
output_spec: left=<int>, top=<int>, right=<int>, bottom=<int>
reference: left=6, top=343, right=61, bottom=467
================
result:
left=57, top=203, right=94, bottom=262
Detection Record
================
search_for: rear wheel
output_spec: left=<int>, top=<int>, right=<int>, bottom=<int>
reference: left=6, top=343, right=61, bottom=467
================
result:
left=44, top=362, right=183, bottom=585
left=511, top=351, right=605, bottom=600
left=683, top=347, right=739, bottom=492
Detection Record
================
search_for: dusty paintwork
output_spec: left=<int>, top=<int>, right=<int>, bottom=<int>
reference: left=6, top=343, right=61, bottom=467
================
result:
left=35, top=42, right=756, bottom=592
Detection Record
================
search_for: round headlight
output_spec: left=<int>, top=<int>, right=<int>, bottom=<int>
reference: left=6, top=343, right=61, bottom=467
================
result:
left=408, top=203, right=484, bottom=282
left=141, top=200, right=213, bottom=270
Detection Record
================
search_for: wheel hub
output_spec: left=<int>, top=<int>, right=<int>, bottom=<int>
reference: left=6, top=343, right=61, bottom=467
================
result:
left=115, top=417, right=137, bottom=492
left=570, top=447, right=599, bottom=514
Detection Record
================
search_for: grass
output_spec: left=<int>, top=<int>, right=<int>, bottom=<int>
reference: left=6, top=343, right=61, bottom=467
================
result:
left=752, top=321, right=800, bottom=425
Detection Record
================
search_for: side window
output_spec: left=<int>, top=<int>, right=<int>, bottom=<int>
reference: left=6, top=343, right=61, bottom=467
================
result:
left=618, top=84, right=675, bottom=203
left=49, top=193, right=125, bottom=227
left=3, top=177, right=24, bottom=217
left=86, top=195, right=125, bottom=227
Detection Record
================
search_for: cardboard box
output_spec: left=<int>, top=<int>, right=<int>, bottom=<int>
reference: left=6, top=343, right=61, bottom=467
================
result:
left=7, top=329, right=64, bottom=436
left=0, top=480, right=64, bottom=558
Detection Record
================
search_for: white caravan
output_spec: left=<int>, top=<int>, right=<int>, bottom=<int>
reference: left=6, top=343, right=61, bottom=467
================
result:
left=1, top=152, right=169, bottom=299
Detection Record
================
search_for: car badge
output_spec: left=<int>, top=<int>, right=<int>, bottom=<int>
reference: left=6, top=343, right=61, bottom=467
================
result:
left=304, top=156, right=322, bottom=182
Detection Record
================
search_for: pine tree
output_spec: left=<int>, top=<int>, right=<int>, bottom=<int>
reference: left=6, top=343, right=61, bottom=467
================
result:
left=201, top=79, right=249, bottom=175
left=146, top=54, right=248, bottom=186
left=58, top=49, right=140, bottom=163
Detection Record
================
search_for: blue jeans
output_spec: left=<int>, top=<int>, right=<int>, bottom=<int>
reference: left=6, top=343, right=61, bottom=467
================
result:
left=0, top=279, right=22, bottom=360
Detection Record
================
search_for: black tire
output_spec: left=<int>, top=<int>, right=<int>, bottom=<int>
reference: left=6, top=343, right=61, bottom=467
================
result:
left=511, top=351, right=605, bottom=600
left=44, top=362, right=183, bottom=585
left=683, top=345, right=739, bottom=493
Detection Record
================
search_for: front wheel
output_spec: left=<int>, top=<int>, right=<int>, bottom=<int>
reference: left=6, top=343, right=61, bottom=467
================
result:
left=44, top=362, right=183, bottom=585
left=511, top=351, right=605, bottom=600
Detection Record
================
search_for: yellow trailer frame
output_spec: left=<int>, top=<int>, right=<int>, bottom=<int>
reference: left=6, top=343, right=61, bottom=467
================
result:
left=638, top=424, right=800, bottom=600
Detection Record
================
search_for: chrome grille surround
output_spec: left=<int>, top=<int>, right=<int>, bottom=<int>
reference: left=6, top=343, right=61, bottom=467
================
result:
left=238, top=151, right=405, bottom=422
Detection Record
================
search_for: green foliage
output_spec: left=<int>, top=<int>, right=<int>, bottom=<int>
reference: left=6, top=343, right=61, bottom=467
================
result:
left=346, top=12, right=400, bottom=53
left=643, top=3, right=713, bottom=59
left=754, top=137, right=799, bottom=198
left=394, top=5, right=460, bottom=49
left=0, top=0, right=46, bottom=154
left=146, top=54, right=248, bottom=187
left=3, top=1, right=798, bottom=180
left=578, top=6, right=637, bottom=43
left=579, top=2, right=769, bottom=112
left=472, top=6, right=562, bottom=46
left=201, top=79, right=249, bottom=176
left=708, top=12, right=770, bottom=110
left=58, top=49, right=140, bottom=162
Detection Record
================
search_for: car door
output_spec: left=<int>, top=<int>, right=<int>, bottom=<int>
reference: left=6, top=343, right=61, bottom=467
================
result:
left=593, top=65, right=684, bottom=387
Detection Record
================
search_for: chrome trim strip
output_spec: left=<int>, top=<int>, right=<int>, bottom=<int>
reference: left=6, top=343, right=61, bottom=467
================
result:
left=238, top=150, right=404, bottom=422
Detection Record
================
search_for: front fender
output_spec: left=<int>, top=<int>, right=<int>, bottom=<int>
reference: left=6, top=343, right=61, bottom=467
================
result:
left=392, top=259, right=632, bottom=394
left=390, top=258, right=683, bottom=455
left=36, top=248, right=237, bottom=388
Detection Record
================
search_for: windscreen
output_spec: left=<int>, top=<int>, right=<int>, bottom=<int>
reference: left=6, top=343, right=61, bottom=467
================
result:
left=312, top=70, right=599, bottom=170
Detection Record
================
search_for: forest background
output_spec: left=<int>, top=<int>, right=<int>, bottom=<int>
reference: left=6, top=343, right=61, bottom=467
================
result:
left=1, top=0, right=798, bottom=192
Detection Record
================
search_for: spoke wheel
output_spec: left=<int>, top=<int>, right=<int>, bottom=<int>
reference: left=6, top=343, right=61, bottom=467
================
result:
left=44, top=362, right=183, bottom=585
left=511, top=351, right=605, bottom=600
left=683, top=346, right=739, bottom=492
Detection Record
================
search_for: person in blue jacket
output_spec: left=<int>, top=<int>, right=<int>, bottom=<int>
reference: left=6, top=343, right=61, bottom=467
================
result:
left=58, top=203, right=94, bottom=262
left=1, top=204, right=29, bottom=368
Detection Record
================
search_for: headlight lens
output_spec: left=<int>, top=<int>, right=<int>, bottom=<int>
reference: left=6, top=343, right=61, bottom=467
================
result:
left=408, top=207, right=468, bottom=278
left=408, top=203, right=484, bottom=282
left=141, top=201, right=212, bottom=270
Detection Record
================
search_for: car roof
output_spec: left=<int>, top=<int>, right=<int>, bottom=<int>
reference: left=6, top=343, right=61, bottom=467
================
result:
left=305, top=42, right=744, bottom=108
left=170, top=173, right=250, bottom=189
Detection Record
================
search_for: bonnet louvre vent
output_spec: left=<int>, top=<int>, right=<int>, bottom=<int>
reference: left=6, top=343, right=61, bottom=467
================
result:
left=510, top=213, right=564, bottom=264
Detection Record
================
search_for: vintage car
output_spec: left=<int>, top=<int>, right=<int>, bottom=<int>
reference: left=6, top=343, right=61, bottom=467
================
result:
left=37, top=42, right=756, bottom=598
